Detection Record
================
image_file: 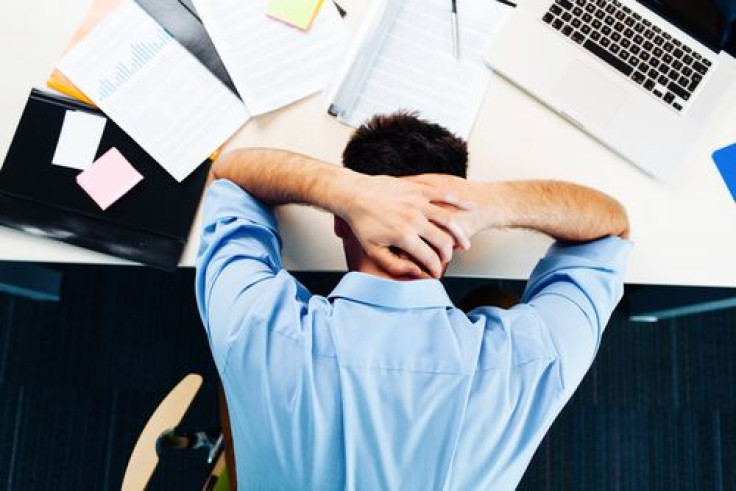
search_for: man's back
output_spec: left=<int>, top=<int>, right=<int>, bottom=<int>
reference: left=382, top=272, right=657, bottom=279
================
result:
left=196, top=180, right=631, bottom=490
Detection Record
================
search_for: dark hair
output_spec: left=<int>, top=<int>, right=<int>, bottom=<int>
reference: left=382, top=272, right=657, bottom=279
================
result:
left=342, top=111, right=468, bottom=178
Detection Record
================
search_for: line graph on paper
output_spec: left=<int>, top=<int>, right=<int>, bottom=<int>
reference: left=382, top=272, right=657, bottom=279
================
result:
left=97, top=26, right=173, bottom=101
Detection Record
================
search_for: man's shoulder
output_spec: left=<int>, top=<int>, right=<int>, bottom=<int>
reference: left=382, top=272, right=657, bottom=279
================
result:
left=466, top=304, right=558, bottom=371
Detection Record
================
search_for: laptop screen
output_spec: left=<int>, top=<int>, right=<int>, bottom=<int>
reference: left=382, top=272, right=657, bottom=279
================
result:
left=637, top=0, right=736, bottom=55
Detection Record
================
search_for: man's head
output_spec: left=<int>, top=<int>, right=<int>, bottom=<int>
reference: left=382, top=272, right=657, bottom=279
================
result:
left=342, top=111, right=468, bottom=179
left=336, top=111, right=469, bottom=278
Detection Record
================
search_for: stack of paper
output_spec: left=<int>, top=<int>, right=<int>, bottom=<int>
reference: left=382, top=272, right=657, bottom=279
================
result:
left=193, top=0, right=346, bottom=115
left=57, top=0, right=249, bottom=182
left=57, top=0, right=347, bottom=182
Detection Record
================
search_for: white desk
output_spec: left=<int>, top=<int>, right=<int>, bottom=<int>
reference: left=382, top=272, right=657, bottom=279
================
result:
left=2, top=0, right=736, bottom=287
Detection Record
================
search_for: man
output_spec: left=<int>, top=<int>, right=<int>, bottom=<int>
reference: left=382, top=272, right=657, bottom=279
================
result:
left=195, top=112, right=631, bottom=489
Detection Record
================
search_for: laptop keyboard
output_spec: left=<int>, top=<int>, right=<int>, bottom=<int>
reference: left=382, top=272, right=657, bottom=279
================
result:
left=543, top=0, right=714, bottom=112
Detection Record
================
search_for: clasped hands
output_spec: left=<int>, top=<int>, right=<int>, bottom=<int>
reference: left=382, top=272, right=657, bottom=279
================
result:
left=340, top=173, right=490, bottom=279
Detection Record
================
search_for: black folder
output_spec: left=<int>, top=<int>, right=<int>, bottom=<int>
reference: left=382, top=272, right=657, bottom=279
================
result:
left=134, top=0, right=240, bottom=98
left=0, top=89, right=209, bottom=271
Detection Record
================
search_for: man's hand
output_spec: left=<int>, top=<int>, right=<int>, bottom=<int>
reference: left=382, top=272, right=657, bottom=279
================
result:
left=339, top=174, right=474, bottom=279
left=404, top=174, right=495, bottom=239
left=210, top=149, right=476, bottom=279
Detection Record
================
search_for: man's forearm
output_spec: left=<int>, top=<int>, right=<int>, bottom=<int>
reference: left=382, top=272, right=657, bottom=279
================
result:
left=481, top=180, right=630, bottom=241
left=210, top=148, right=356, bottom=216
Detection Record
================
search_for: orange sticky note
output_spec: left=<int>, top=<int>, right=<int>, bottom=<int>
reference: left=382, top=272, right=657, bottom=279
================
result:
left=77, top=148, right=143, bottom=210
left=266, top=0, right=325, bottom=30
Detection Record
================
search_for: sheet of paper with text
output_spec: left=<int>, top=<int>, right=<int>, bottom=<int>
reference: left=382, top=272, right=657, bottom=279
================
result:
left=330, top=0, right=512, bottom=138
left=193, top=0, right=347, bottom=115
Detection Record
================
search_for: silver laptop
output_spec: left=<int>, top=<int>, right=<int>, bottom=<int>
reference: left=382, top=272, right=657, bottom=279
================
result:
left=483, top=0, right=736, bottom=179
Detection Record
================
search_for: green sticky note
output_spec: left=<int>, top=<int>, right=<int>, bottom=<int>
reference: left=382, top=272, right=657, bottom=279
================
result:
left=267, top=0, right=325, bottom=30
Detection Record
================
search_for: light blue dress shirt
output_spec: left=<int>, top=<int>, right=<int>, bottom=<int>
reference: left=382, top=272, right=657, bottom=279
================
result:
left=195, top=179, right=632, bottom=490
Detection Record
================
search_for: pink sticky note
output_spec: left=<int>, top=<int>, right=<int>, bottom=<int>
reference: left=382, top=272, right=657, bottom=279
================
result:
left=76, top=147, right=143, bottom=210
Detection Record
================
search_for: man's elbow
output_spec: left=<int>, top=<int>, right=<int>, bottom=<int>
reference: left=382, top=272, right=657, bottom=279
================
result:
left=610, top=199, right=631, bottom=240
left=207, top=152, right=231, bottom=186
left=618, top=210, right=631, bottom=240
left=210, top=150, right=242, bottom=182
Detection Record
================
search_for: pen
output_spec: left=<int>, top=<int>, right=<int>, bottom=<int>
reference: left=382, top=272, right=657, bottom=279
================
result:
left=451, top=0, right=459, bottom=59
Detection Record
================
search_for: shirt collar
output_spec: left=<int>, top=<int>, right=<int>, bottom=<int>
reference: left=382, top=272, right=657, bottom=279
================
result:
left=328, top=272, right=453, bottom=309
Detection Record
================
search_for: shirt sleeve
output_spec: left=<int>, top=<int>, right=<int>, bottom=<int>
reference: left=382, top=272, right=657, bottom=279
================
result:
left=194, top=179, right=303, bottom=369
left=522, top=236, right=633, bottom=394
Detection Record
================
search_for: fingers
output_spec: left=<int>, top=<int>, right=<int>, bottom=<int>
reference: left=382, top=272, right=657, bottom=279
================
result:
left=369, top=247, right=424, bottom=279
left=424, top=205, right=472, bottom=251
left=400, top=234, right=445, bottom=279
left=419, top=222, right=455, bottom=264
left=404, top=175, right=475, bottom=211
left=422, top=187, right=476, bottom=211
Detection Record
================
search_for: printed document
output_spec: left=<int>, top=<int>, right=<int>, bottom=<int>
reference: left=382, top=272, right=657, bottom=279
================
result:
left=58, top=0, right=249, bottom=182
left=329, top=0, right=512, bottom=138
left=193, top=0, right=346, bottom=115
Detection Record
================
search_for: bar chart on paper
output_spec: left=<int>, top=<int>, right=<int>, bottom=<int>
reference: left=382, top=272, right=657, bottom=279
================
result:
left=59, top=2, right=178, bottom=104
left=98, top=27, right=173, bottom=101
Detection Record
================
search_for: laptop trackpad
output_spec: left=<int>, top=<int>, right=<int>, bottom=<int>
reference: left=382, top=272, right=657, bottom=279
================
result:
left=555, top=60, right=628, bottom=129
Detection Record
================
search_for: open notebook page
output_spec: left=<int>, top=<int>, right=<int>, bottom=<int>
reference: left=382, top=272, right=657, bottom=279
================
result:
left=193, top=0, right=347, bottom=116
left=330, top=0, right=512, bottom=138
left=57, top=0, right=249, bottom=182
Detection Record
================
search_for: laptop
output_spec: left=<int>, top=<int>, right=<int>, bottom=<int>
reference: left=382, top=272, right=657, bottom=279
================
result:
left=483, top=0, right=736, bottom=179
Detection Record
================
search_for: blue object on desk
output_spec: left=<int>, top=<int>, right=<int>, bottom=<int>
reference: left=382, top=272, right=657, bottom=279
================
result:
left=713, top=143, right=736, bottom=201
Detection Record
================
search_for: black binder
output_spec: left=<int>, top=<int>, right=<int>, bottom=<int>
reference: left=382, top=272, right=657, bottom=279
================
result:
left=0, top=89, right=210, bottom=271
left=134, top=0, right=241, bottom=98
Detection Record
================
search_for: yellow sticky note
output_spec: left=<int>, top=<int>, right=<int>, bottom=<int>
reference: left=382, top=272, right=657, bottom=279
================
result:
left=266, top=0, right=325, bottom=30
